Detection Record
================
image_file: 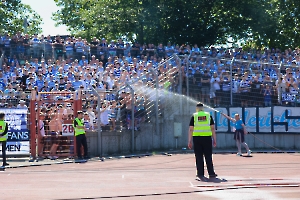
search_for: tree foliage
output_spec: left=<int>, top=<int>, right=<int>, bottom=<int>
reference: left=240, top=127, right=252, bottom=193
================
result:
left=0, top=0, right=42, bottom=35
left=53, top=0, right=300, bottom=49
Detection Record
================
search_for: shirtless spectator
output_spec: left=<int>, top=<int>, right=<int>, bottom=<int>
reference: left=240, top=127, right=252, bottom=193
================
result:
left=125, top=92, right=134, bottom=130
left=48, top=112, right=60, bottom=160
left=62, top=103, right=73, bottom=119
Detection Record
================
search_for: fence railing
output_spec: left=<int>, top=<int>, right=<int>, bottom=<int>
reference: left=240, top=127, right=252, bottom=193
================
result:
left=178, top=55, right=300, bottom=108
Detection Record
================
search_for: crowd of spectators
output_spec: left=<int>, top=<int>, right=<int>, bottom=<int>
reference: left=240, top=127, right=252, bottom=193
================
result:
left=183, top=47, right=300, bottom=107
left=0, top=32, right=300, bottom=131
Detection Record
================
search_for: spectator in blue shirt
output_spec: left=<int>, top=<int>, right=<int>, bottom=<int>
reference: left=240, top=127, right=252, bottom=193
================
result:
left=222, top=113, right=251, bottom=157
left=35, top=74, right=44, bottom=91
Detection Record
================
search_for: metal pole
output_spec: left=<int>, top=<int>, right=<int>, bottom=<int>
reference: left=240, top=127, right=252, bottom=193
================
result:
left=186, top=54, right=191, bottom=110
left=230, top=57, right=235, bottom=106
left=23, top=18, right=28, bottom=34
left=119, top=83, right=136, bottom=152
left=0, top=51, right=4, bottom=71
left=125, top=83, right=135, bottom=152
left=149, top=68, right=159, bottom=149
left=131, top=88, right=135, bottom=152
left=174, top=54, right=183, bottom=115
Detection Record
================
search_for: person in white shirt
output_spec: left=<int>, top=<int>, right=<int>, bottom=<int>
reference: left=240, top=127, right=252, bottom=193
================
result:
left=17, top=100, right=27, bottom=109
left=99, top=103, right=110, bottom=128
left=86, top=105, right=96, bottom=129
left=210, top=72, right=221, bottom=107
left=38, top=113, right=46, bottom=158
left=275, top=73, right=287, bottom=105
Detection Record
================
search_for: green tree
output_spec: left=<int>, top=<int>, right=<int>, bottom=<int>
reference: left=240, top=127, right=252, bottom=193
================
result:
left=52, top=0, right=300, bottom=49
left=0, top=0, right=42, bottom=35
left=264, top=0, right=300, bottom=49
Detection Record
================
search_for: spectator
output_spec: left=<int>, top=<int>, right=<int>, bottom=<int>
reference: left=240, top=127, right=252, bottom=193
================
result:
left=58, top=77, right=66, bottom=91
left=264, top=84, right=272, bottom=107
left=79, top=55, right=88, bottom=66
left=239, top=75, right=250, bottom=107
left=157, top=43, right=165, bottom=59
left=37, top=113, right=46, bottom=157
left=116, top=38, right=125, bottom=57
left=17, top=100, right=27, bottom=109
left=23, top=34, right=30, bottom=57
left=31, top=34, right=40, bottom=59
left=4, top=83, right=15, bottom=97
left=250, top=76, right=263, bottom=106
left=86, top=105, right=96, bottom=129
left=220, top=71, right=231, bottom=106
left=3, top=33, right=11, bottom=57
left=99, top=102, right=110, bottom=129
left=44, top=35, right=53, bottom=60
left=210, top=72, right=221, bottom=107
left=276, top=74, right=287, bottom=105
left=201, top=70, right=211, bottom=104
left=108, top=40, right=117, bottom=57
left=83, top=112, right=92, bottom=131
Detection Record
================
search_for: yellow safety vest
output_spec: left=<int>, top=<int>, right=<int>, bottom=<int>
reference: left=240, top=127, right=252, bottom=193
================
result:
left=0, top=120, right=8, bottom=142
left=74, top=118, right=85, bottom=136
left=193, top=111, right=212, bottom=136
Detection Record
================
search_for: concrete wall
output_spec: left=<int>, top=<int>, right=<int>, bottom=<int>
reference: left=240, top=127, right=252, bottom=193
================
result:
left=86, top=114, right=300, bottom=157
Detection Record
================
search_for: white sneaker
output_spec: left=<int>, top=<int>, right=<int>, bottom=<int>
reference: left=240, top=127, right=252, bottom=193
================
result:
left=247, top=150, right=252, bottom=156
left=236, top=152, right=242, bottom=156
left=51, top=156, right=59, bottom=160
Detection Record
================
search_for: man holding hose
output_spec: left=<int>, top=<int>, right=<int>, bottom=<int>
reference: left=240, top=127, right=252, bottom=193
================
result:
left=188, top=103, right=217, bottom=181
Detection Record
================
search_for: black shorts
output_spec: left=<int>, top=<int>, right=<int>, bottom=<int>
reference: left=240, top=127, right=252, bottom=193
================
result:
left=234, top=129, right=245, bottom=143
left=49, top=132, right=59, bottom=145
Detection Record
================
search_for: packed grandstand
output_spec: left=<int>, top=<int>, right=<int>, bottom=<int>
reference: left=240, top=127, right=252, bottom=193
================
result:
left=0, top=33, right=299, bottom=131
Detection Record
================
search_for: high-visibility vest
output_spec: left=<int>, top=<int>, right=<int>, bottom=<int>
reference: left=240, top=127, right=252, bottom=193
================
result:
left=0, top=120, right=8, bottom=142
left=74, top=118, right=85, bottom=136
left=193, top=111, right=212, bottom=136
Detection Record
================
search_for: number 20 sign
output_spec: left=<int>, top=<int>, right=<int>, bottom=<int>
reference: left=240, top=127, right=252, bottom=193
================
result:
left=62, top=124, right=74, bottom=136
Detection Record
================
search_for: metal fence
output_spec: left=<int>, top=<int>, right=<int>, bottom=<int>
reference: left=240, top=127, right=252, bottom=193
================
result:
left=80, top=54, right=182, bottom=132
left=180, top=55, right=300, bottom=108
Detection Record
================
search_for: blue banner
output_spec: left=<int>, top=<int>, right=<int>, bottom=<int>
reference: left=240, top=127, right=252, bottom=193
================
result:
left=0, top=109, right=30, bottom=155
left=208, top=107, right=300, bottom=133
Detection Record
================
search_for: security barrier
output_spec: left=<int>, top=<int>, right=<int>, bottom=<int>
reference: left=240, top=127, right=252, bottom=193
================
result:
left=30, top=90, right=82, bottom=159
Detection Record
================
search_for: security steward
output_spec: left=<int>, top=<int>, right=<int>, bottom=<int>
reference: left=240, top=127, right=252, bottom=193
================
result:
left=188, top=103, right=217, bottom=180
left=0, top=112, right=9, bottom=167
left=73, top=111, right=88, bottom=160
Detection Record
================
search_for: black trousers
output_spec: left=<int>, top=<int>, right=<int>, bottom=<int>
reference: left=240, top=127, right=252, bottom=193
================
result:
left=193, top=136, right=215, bottom=176
left=76, top=134, right=88, bottom=158
left=1, top=141, right=6, bottom=166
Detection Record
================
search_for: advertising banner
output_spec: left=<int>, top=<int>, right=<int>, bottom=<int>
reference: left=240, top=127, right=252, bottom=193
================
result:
left=257, top=107, right=272, bottom=133
left=207, top=107, right=228, bottom=132
left=273, top=106, right=300, bottom=132
left=0, top=109, right=30, bottom=155
left=212, top=106, right=300, bottom=133
left=244, top=107, right=257, bottom=133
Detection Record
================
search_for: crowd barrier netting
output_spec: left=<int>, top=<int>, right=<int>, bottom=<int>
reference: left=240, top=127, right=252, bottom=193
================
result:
left=179, top=54, right=300, bottom=108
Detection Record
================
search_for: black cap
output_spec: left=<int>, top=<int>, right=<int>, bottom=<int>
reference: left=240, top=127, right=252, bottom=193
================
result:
left=196, top=103, right=204, bottom=107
